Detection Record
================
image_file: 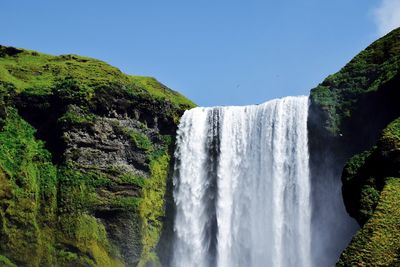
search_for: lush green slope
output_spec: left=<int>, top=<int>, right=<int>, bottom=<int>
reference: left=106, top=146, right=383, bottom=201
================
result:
left=0, top=45, right=195, bottom=266
left=338, top=178, right=400, bottom=266
left=338, top=117, right=400, bottom=266
left=310, top=28, right=400, bottom=137
left=0, top=45, right=194, bottom=108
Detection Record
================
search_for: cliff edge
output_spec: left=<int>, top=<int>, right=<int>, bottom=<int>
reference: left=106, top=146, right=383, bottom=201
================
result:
left=309, top=28, right=400, bottom=266
left=0, top=46, right=194, bottom=267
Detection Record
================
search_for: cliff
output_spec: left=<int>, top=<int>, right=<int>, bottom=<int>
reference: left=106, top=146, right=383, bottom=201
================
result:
left=309, top=28, right=400, bottom=266
left=0, top=46, right=195, bottom=267
left=2, top=27, right=400, bottom=267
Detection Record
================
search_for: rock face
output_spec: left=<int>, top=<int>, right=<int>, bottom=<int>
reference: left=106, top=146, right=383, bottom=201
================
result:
left=309, top=28, right=400, bottom=266
left=0, top=46, right=195, bottom=267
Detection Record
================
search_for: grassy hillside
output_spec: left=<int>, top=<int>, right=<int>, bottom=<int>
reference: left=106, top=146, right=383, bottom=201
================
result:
left=0, top=45, right=194, bottom=108
left=0, top=45, right=195, bottom=266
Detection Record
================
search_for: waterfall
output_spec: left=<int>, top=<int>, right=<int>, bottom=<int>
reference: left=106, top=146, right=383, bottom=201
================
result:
left=172, top=96, right=311, bottom=267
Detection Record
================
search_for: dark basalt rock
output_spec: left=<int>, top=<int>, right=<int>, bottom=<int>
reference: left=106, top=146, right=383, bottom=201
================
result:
left=0, top=45, right=23, bottom=57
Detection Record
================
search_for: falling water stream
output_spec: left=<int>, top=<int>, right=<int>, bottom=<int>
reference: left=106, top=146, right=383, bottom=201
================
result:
left=172, top=96, right=311, bottom=267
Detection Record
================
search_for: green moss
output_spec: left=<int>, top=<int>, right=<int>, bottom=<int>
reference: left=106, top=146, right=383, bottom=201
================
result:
left=342, top=149, right=374, bottom=183
left=137, top=141, right=171, bottom=266
left=0, top=108, right=58, bottom=266
left=57, top=168, right=98, bottom=214
left=0, top=255, right=17, bottom=267
left=0, top=45, right=193, bottom=266
left=0, top=109, right=124, bottom=266
left=337, top=178, right=400, bottom=266
left=0, top=108, right=56, bottom=184
left=118, top=172, right=146, bottom=188
left=0, top=50, right=129, bottom=94
left=58, top=214, right=124, bottom=267
left=359, top=183, right=380, bottom=221
left=340, top=116, right=400, bottom=265
left=52, top=76, right=95, bottom=105
left=342, top=147, right=384, bottom=225
left=56, top=250, right=79, bottom=265
left=58, top=110, right=96, bottom=125
left=128, top=76, right=195, bottom=108
left=0, top=46, right=195, bottom=109
left=123, top=128, right=154, bottom=153
left=310, top=28, right=400, bottom=135
left=379, top=117, right=400, bottom=151
left=56, top=166, right=128, bottom=266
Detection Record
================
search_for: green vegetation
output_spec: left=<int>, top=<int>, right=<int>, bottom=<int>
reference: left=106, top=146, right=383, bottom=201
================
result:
left=379, top=117, right=400, bottom=151
left=0, top=108, right=125, bottom=266
left=0, top=49, right=126, bottom=95
left=0, top=255, right=17, bottom=267
left=340, top=116, right=400, bottom=265
left=337, top=178, right=400, bottom=266
left=342, top=149, right=374, bottom=183
left=0, top=101, right=170, bottom=267
left=310, top=29, right=400, bottom=264
left=53, top=76, right=95, bottom=104
left=0, top=45, right=195, bottom=109
left=310, top=28, right=400, bottom=135
left=0, top=46, right=194, bottom=267
left=58, top=109, right=96, bottom=125
left=0, top=44, right=192, bottom=266
left=342, top=149, right=381, bottom=224
left=57, top=214, right=124, bottom=267
left=137, top=138, right=172, bottom=267
left=117, top=172, right=146, bottom=188
left=123, top=127, right=154, bottom=153
left=128, top=76, right=195, bottom=108
left=0, top=108, right=57, bottom=266
left=342, top=116, right=400, bottom=224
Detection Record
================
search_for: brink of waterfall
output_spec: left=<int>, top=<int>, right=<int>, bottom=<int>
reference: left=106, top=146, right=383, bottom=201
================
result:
left=172, top=96, right=311, bottom=267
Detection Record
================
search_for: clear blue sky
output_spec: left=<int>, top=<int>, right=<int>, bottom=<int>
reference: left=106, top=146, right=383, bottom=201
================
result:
left=1, top=0, right=398, bottom=106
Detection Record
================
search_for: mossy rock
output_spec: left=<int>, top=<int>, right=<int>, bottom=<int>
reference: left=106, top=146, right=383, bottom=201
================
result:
left=342, top=117, right=400, bottom=224
left=0, top=45, right=194, bottom=266
left=0, top=255, right=17, bottom=267
left=310, top=28, right=400, bottom=137
left=0, top=45, right=195, bottom=109
left=340, top=117, right=400, bottom=265
left=337, top=178, right=400, bottom=266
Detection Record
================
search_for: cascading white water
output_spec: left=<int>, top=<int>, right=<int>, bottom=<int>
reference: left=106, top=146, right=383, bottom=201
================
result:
left=172, top=96, right=311, bottom=267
